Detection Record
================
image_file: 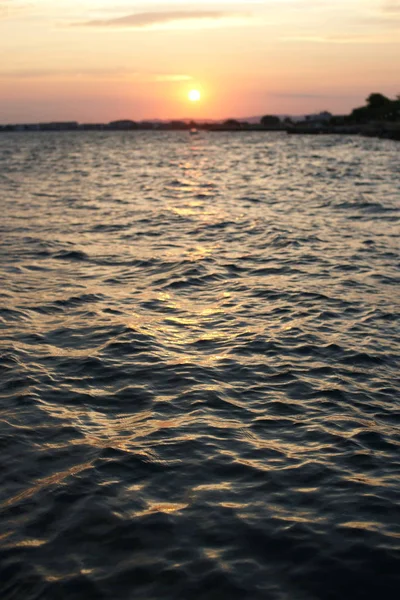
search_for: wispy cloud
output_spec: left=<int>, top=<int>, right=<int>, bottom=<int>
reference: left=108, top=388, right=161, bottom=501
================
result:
left=270, top=92, right=360, bottom=99
left=0, top=0, right=28, bottom=18
left=0, top=0, right=11, bottom=14
left=281, top=32, right=399, bottom=44
left=153, top=74, right=192, bottom=82
left=0, top=67, right=193, bottom=82
left=381, top=1, right=400, bottom=12
left=73, top=10, right=251, bottom=30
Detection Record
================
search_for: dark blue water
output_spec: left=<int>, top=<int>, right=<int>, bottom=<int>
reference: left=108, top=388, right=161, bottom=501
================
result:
left=0, top=131, right=399, bottom=600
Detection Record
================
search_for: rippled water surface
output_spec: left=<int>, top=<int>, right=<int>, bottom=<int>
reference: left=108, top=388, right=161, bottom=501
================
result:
left=0, top=132, right=399, bottom=599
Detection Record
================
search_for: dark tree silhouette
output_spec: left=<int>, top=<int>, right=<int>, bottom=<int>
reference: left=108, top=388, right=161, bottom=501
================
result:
left=223, top=119, right=242, bottom=128
left=260, top=115, right=280, bottom=127
left=366, top=93, right=391, bottom=108
left=108, top=120, right=138, bottom=130
left=349, top=93, right=400, bottom=123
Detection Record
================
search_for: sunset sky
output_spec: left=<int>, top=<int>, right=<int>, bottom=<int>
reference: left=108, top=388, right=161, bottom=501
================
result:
left=1, top=0, right=399, bottom=122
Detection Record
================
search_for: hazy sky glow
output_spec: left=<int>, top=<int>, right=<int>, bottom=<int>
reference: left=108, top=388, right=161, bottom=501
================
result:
left=1, top=0, right=399, bottom=122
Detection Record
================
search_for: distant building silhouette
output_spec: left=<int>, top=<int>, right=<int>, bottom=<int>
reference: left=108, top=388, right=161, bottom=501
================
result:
left=39, top=122, right=79, bottom=131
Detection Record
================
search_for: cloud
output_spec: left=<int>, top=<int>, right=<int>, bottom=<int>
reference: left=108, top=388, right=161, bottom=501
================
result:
left=0, top=0, right=32, bottom=18
left=0, top=0, right=23, bottom=18
left=360, top=1, right=400, bottom=26
left=270, top=92, right=361, bottom=99
left=381, top=1, right=400, bottom=12
left=153, top=74, right=193, bottom=82
left=0, top=68, right=193, bottom=82
left=281, top=32, right=400, bottom=43
left=378, top=2, right=400, bottom=24
left=74, top=10, right=250, bottom=30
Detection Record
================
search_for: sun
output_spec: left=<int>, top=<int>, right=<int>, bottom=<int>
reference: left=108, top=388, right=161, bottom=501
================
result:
left=188, top=89, right=201, bottom=102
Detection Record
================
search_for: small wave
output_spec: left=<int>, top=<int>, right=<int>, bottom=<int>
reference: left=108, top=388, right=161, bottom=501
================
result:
left=0, top=131, right=399, bottom=600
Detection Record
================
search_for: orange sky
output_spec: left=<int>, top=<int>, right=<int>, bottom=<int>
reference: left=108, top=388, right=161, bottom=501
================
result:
left=0, top=1, right=399, bottom=122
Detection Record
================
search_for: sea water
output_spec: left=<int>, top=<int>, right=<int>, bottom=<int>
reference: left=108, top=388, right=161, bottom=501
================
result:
left=0, top=131, right=399, bottom=599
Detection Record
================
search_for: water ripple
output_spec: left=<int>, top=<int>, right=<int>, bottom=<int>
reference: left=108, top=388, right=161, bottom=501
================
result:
left=0, top=132, right=399, bottom=599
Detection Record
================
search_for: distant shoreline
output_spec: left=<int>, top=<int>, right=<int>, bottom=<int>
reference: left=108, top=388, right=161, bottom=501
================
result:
left=1, top=120, right=399, bottom=141
left=2, top=93, right=399, bottom=140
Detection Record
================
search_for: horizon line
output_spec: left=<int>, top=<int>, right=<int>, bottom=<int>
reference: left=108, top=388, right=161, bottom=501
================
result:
left=0, top=112, right=340, bottom=127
